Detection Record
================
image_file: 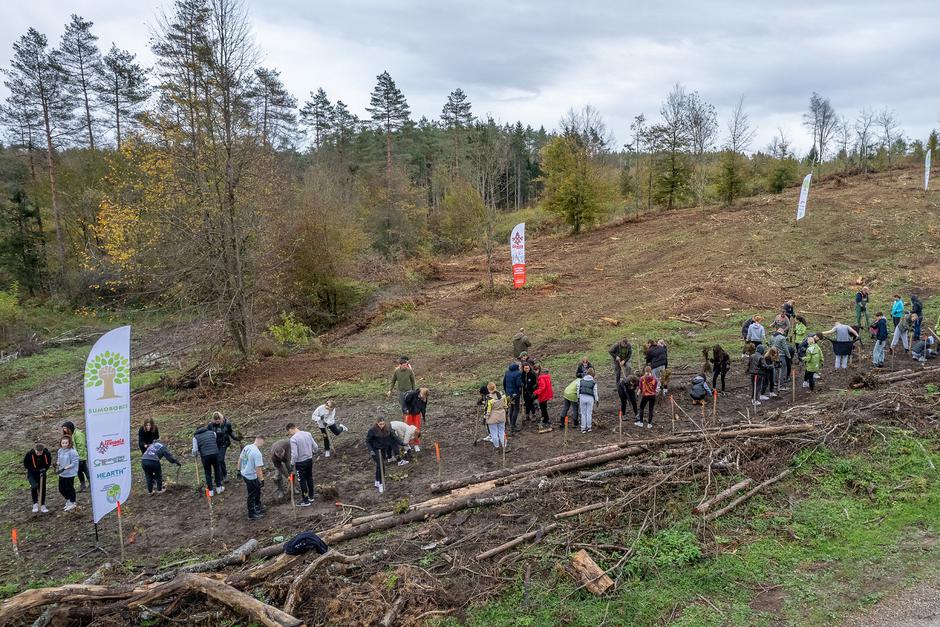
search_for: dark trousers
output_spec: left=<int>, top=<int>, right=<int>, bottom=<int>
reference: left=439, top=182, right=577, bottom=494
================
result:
left=784, top=356, right=792, bottom=380
left=201, top=454, right=222, bottom=488
left=28, top=471, right=47, bottom=505
left=522, top=392, right=536, bottom=417
left=218, top=445, right=229, bottom=480
left=142, top=459, right=164, bottom=493
left=77, top=460, right=88, bottom=485
left=618, top=386, right=638, bottom=416
left=507, top=395, right=520, bottom=429
left=804, top=369, right=816, bottom=390
left=295, top=459, right=314, bottom=500
left=373, top=447, right=396, bottom=483
left=243, top=476, right=262, bottom=517
left=639, top=396, right=656, bottom=423
left=559, top=398, right=579, bottom=426
left=538, top=401, right=549, bottom=425
left=711, top=368, right=727, bottom=392
left=320, top=425, right=342, bottom=451
left=893, top=316, right=901, bottom=328
left=58, top=476, right=75, bottom=503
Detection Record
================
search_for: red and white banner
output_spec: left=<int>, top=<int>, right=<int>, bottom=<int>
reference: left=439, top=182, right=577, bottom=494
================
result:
left=510, top=222, right=526, bottom=289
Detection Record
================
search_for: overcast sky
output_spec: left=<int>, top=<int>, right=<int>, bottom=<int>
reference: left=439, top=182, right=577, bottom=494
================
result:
left=1, top=0, right=938, bottom=153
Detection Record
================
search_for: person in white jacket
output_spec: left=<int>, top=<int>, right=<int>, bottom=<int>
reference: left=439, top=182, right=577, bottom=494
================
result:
left=311, top=400, right=348, bottom=458
left=388, top=421, right=416, bottom=464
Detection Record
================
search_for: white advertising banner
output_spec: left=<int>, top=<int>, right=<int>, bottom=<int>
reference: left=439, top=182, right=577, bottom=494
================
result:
left=510, top=222, right=526, bottom=289
left=796, top=173, right=812, bottom=221
left=926, top=150, right=932, bottom=192
left=84, top=326, right=132, bottom=523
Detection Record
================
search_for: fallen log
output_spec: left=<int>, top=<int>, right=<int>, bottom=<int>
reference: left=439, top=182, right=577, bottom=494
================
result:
left=692, top=478, right=753, bottom=515
left=476, top=523, right=558, bottom=560
left=704, top=469, right=792, bottom=521
left=1, top=583, right=144, bottom=621
left=31, top=562, right=113, bottom=627
left=379, top=596, right=407, bottom=627
left=153, top=539, right=258, bottom=582
left=282, top=551, right=360, bottom=616
left=580, top=463, right=664, bottom=482
left=568, top=549, right=614, bottom=595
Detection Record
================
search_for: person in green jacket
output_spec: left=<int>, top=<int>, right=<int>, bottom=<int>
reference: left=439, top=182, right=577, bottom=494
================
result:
left=558, top=379, right=580, bottom=428
left=61, top=421, right=88, bottom=492
left=802, top=337, right=823, bottom=391
left=386, top=356, right=417, bottom=415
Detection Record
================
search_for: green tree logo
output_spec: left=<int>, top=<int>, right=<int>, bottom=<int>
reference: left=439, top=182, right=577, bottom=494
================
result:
left=85, top=351, right=129, bottom=400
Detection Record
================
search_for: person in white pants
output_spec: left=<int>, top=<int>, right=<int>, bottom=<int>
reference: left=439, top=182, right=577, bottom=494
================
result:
left=822, top=322, right=858, bottom=369
left=891, top=313, right=912, bottom=353
left=577, top=369, right=600, bottom=433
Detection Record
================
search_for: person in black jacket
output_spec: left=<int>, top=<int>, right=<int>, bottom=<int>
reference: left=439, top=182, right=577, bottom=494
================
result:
left=208, top=412, right=242, bottom=483
left=192, top=425, right=223, bottom=495
left=521, top=362, right=538, bottom=423
left=138, top=418, right=160, bottom=453
left=365, top=419, right=406, bottom=494
left=703, top=345, right=731, bottom=393
left=24, top=443, right=52, bottom=513
left=141, top=441, right=181, bottom=495
left=401, top=388, right=429, bottom=452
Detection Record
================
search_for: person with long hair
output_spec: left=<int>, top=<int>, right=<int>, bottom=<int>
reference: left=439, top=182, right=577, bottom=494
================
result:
left=533, top=365, right=554, bottom=429
left=138, top=418, right=160, bottom=453
left=366, top=419, right=404, bottom=494
left=636, top=366, right=658, bottom=429
left=402, top=388, right=429, bottom=452
left=521, top=363, right=538, bottom=424
left=55, top=435, right=79, bottom=512
left=703, top=345, right=730, bottom=393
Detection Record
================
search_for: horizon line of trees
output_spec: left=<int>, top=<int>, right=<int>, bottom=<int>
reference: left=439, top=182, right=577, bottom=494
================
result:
left=0, top=0, right=936, bottom=355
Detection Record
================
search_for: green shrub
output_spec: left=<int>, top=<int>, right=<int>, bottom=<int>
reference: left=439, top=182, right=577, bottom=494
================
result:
left=0, top=287, right=22, bottom=346
left=625, top=527, right=703, bottom=578
left=267, top=312, right=313, bottom=347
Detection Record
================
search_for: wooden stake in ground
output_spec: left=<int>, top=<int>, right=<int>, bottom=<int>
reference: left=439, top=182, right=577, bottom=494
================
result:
left=435, top=442, right=442, bottom=481
left=195, top=461, right=200, bottom=490
left=564, top=415, right=569, bottom=449
left=670, top=395, right=677, bottom=433
left=205, top=489, right=215, bottom=541
left=712, top=390, right=717, bottom=420
left=791, top=362, right=796, bottom=402
left=116, top=501, right=125, bottom=561
left=11, top=528, right=20, bottom=563
left=288, top=473, right=296, bottom=517
left=618, top=410, right=623, bottom=442
left=501, top=431, right=507, bottom=468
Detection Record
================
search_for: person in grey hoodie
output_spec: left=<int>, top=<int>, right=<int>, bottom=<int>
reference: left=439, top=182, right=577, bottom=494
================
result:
left=746, top=316, right=766, bottom=346
left=577, top=369, right=600, bottom=433
left=141, top=441, right=181, bottom=495
left=192, top=426, right=223, bottom=495
left=770, top=329, right=793, bottom=386
left=55, top=435, right=79, bottom=511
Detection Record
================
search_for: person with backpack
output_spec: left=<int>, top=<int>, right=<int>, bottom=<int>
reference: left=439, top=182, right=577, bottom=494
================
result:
left=192, top=425, right=223, bottom=495
left=387, top=356, right=417, bottom=415
left=577, top=368, right=599, bottom=433
left=746, top=316, right=766, bottom=347
left=207, top=412, right=242, bottom=483
left=855, top=287, right=871, bottom=329
left=24, top=443, right=51, bottom=514
left=402, top=388, right=429, bottom=451
left=287, top=423, right=318, bottom=506
left=689, top=372, right=712, bottom=406
left=609, top=338, right=633, bottom=382
left=502, top=363, right=523, bottom=434
left=238, top=435, right=266, bottom=520
left=141, top=440, right=182, bottom=495
left=871, top=312, right=889, bottom=368
left=575, top=356, right=593, bottom=379
left=891, top=295, right=905, bottom=329
left=617, top=369, right=639, bottom=419
left=54, top=435, right=79, bottom=512
left=803, top=336, right=823, bottom=390
left=822, top=322, right=859, bottom=370
left=891, top=311, right=912, bottom=353
left=60, top=421, right=88, bottom=493
left=635, top=366, right=658, bottom=429
left=138, top=418, right=160, bottom=454
left=521, top=363, right=538, bottom=423
left=482, top=382, right=508, bottom=449
left=534, top=365, right=554, bottom=429
left=703, top=345, right=730, bottom=393
left=366, top=419, right=405, bottom=494
left=311, top=399, right=348, bottom=458
left=558, top=378, right=580, bottom=428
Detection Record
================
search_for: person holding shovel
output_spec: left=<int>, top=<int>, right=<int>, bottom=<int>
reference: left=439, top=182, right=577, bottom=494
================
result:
left=141, top=440, right=182, bottom=495
left=855, top=287, right=871, bottom=329
left=24, top=442, right=51, bottom=514
left=238, top=435, right=266, bottom=520
left=311, top=399, right=348, bottom=458
left=288, top=423, right=318, bottom=507
left=872, top=312, right=889, bottom=368
left=366, top=419, right=404, bottom=494
left=207, top=412, right=242, bottom=483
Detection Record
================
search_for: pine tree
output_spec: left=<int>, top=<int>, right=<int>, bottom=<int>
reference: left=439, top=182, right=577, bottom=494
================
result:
left=95, top=45, right=150, bottom=150
left=3, top=28, right=73, bottom=287
left=926, top=130, right=938, bottom=158
left=299, top=87, right=332, bottom=150
left=249, top=67, right=297, bottom=148
left=441, top=88, right=473, bottom=128
left=366, top=71, right=411, bottom=177
left=59, top=15, right=102, bottom=150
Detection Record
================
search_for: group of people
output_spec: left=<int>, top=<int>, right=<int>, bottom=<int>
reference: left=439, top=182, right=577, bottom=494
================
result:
left=23, top=421, right=87, bottom=514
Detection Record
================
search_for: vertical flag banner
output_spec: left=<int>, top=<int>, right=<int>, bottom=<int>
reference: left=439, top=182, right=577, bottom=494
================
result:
left=926, top=150, right=932, bottom=192
left=510, top=222, right=526, bottom=289
left=84, top=325, right=132, bottom=523
left=796, top=173, right=812, bottom=221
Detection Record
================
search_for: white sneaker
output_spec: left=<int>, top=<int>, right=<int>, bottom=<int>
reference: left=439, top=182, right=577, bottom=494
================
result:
left=580, top=429, right=586, bottom=434
left=482, top=436, right=492, bottom=442
left=208, top=489, right=215, bottom=496
left=340, top=425, right=348, bottom=433
left=397, top=459, right=409, bottom=466
left=32, top=504, right=39, bottom=513
left=217, top=486, right=225, bottom=494
left=414, top=445, right=421, bottom=453
left=64, top=501, right=76, bottom=511
left=646, top=423, right=652, bottom=429
left=752, top=400, right=761, bottom=406
left=324, top=451, right=331, bottom=458
left=814, top=373, right=821, bottom=379
left=634, top=420, right=642, bottom=427
left=802, top=381, right=810, bottom=388
left=378, top=483, right=385, bottom=494
left=40, top=505, right=49, bottom=513
left=759, top=395, right=770, bottom=401
left=374, top=480, right=380, bottom=487
left=769, top=392, right=778, bottom=398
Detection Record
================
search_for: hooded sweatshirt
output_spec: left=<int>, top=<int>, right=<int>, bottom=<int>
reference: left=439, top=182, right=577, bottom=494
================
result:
left=24, top=448, right=52, bottom=474
left=57, top=447, right=79, bottom=478
left=390, top=420, right=418, bottom=444
left=503, top=363, right=523, bottom=397
left=142, top=442, right=180, bottom=465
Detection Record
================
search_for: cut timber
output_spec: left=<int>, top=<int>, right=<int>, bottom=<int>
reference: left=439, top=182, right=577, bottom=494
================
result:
left=601, top=317, right=621, bottom=326
left=704, top=469, right=792, bottom=521
left=153, top=539, right=258, bottom=582
left=282, top=550, right=360, bottom=615
left=693, top=479, right=753, bottom=515
left=476, top=523, right=558, bottom=560
left=569, top=549, right=614, bottom=595
left=581, top=463, right=664, bottom=482
left=30, top=563, right=113, bottom=627
left=379, top=596, right=407, bottom=627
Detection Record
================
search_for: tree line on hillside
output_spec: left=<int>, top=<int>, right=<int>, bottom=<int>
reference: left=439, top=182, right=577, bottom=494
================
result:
left=0, top=0, right=936, bottom=355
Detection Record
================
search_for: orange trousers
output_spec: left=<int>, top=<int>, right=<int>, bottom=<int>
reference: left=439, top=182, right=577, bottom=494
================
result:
left=404, top=413, right=421, bottom=445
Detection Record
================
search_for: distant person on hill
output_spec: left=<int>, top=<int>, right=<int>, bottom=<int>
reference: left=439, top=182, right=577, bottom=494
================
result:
left=891, top=312, right=912, bottom=353
left=782, top=300, right=796, bottom=320
left=635, top=366, right=658, bottom=429
left=60, top=421, right=88, bottom=493
left=823, top=322, right=859, bottom=370
left=871, top=312, right=888, bottom=368
left=855, top=287, right=871, bottom=329
left=577, top=368, right=599, bottom=433
left=533, top=364, right=554, bottom=429
left=238, top=435, right=266, bottom=520
left=609, top=338, right=633, bottom=382
left=386, top=356, right=417, bottom=415
left=482, top=382, right=508, bottom=450
left=311, top=399, right=348, bottom=458
left=503, top=363, right=523, bottom=433
left=618, top=369, right=639, bottom=419
left=891, top=295, right=905, bottom=329
left=54, top=435, right=78, bottom=512
left=746, top=316, right=766, bottom=347
left=910, top=294, right=924, bottom=320
left=521, top=363, right=538, bottom=423
left=208, top=412, right=242, bottom=483
left=803, top=336, right=823, bottom=390
left=402, top=388, right=429, bottom=451
left=575, top=356, right=593, bottom=379
left=141, top=440, right=181, bottom=495
left=512, top=328, right=532, bottom=359
left=703, top=345, right=730, bottom=393
left=24, top=443, right=51, bottom=514
left=192, top=424, right=223, bottom=495
left=138, top=418, right=160, bottom=454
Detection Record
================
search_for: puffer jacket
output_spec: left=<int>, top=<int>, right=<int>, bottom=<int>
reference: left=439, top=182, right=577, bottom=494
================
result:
left=503, top=363, right=523, bottom=397
left=646, top=345, right=668, bottom=369
left=192, top=427, right=219, bottom=457
left=534, top=372, right=554, bottom=402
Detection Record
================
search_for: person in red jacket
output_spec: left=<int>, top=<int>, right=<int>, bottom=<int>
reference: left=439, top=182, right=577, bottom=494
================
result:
left=636, top=366, right=659, bottom=430
left=533, top=364, right=554, bottom=429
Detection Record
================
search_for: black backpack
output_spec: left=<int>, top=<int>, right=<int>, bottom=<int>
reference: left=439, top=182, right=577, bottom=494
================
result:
left=741, top=318, right=754, bottom=339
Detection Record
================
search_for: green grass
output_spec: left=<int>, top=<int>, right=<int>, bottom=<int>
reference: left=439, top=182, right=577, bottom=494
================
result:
left=0, top=449, right=31, bottom=508
left=446, top=431, right=940, bottom=626
left=0, top=345, right=86, bottom=400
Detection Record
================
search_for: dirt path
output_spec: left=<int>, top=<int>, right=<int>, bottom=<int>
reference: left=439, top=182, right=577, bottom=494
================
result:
left=843, top=573, right=940, bottom=626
